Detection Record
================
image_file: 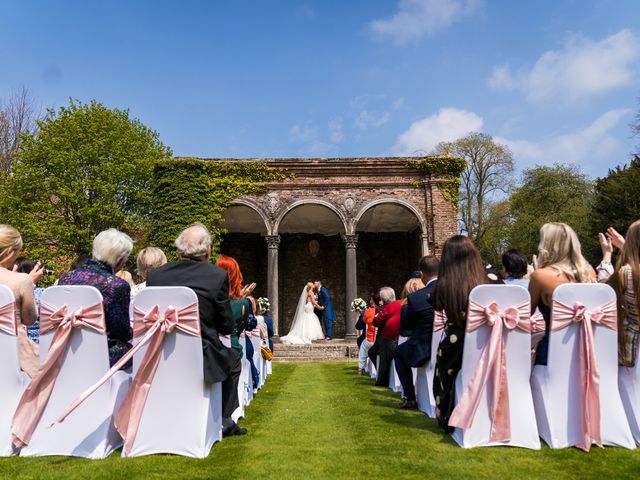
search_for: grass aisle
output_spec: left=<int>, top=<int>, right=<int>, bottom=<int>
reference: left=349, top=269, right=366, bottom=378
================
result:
left=1, top=362, right=640, bottom=479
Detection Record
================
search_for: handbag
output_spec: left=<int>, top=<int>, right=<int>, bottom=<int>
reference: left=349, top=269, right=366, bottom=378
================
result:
left=260, top=345, right=273, bottom=361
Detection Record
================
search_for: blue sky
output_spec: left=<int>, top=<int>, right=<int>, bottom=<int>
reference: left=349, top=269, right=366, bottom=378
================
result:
left=1, top=0, right=639, bottom=178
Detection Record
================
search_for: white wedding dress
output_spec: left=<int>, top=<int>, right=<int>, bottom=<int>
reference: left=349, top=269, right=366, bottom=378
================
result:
left=280, top=287, right=325, bottom=344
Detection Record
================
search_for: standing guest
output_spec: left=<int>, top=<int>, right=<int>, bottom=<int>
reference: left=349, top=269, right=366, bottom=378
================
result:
left=598, top=221, right=640, bottom=366
left=501, top=249, right=530, bottom=287
left=372, top=287, right=402, bottom=387
left=393, top=255, right=439, bottom=409
left=58, top=228, right=134, bottom=368
left=13, top=257, right=45, bottom=344
left=131, top=247, right=167, bottom=299
left=147, top=223, right=245, bottom=437
left=357, top=289, right=382, bottom=375
left=0, top=225, right=43, bottom=378
left=432, top=236, right=488, bottom=431
left=529, top=223, right=595, bottom=366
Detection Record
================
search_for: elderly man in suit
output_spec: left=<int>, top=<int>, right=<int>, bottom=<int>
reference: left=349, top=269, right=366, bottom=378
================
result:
left=147, top=223, right=245, bottom=437
left=393, top=255, right=439, bottom=409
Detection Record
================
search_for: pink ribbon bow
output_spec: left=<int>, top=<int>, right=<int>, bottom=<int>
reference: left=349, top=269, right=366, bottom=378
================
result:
left=11, top=302, right=106, bottom=448
left=551, top=299, right=616, bottom=452
left=51, top=303, right=200, bottom=455
left=0, top=301, right=17, bottom=336
left=448, top=300, right=531, bottom=442
left=433, top=310, right=447, bottom=332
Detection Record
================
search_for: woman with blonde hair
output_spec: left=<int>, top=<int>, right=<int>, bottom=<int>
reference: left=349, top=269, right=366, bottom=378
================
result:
left=0, top=224, right=43, bottom=377
left=529, top=222, right=595, bottom=365
left=131, top=247, right=167, bottom=298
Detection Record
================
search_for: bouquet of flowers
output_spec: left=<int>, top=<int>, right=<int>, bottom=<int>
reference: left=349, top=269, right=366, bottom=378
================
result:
left=257, top=297, right=270, bottom=312
left=350, top=297, right=367, bottom=312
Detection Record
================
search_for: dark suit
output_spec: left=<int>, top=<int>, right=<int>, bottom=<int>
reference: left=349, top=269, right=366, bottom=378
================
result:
left=315, top=286, right=336, bottom=339
left=393, top=280, right=436, bottom=401
left=263, top=314, right=274, bottom=351
left=147, top=260, right=241, bottom=418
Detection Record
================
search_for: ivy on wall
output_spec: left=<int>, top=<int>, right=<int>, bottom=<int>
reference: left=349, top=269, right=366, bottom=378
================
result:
left=150, top=158, right=287, bottom=258
left=407, top=156, right=466, bottom=207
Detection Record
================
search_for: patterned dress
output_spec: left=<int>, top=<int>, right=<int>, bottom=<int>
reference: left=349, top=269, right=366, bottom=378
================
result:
left=57, top=259, right=133, bottom=367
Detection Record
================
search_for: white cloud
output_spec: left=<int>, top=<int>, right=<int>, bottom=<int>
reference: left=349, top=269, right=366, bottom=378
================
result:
left=370, top=0, right=481, bottom=44
left=355, top=110, right=391, bottom=130
left=496, top=108, right=631, bottom=167
left=328, top=116, right=344, bottom=143
left=393, top=107, right=484, bottom=154
left=488, top=29, right=640, bottom=102
left=289, top=121, right=318, bottom=142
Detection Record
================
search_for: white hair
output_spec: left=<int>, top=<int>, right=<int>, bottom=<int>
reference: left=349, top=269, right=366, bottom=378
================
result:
left=175, top=223, right=212, bottom=259
left=92, top=229, right=134, bottom=269
left=379, top=286, right=396, bottom=304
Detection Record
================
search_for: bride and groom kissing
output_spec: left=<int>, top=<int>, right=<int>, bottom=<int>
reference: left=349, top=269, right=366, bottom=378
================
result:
left=280, top=280, right=336, bottom=345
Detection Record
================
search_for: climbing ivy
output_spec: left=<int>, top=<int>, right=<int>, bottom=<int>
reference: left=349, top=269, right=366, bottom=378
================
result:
left=407, top=156, right=466, bottom=208
left=150, top=158, right=287, bottom=258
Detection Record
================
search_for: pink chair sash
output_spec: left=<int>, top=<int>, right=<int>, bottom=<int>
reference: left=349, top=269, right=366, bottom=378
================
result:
left=0, top=301, right=17, bottom=336
left=11, top=302, right=105, bottom=448
left=52, top=302, right=200, bottom=455
left=550, top=299, right=617, bottom=452
left=448, top=300, right=531, bottom=442
left=433, top=310, right=446, bottom=332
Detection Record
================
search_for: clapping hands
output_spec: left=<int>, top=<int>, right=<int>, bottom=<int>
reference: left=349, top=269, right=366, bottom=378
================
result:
left=598, top=227, right=625, bottom=259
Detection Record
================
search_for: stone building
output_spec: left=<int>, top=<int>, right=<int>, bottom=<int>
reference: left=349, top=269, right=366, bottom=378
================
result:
left=215, top=157, right=458, bottom=339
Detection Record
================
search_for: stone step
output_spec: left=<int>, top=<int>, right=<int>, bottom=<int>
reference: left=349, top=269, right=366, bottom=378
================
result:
left=272, top=356, right=357, bottom=363
left=272, top=342, right=359, bottom=362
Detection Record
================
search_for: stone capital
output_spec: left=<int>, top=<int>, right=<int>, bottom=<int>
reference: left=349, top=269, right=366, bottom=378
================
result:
left=265, top=235, right=281, bottom=249
left=341, top=234, right=358, bottom=249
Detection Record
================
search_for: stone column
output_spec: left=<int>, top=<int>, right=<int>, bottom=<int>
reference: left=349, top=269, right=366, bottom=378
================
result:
left=265, top=235, right=281, bottom=336
left=421, top=233, right=430, bottom=256
left=342, top=234, right=358, bottom=339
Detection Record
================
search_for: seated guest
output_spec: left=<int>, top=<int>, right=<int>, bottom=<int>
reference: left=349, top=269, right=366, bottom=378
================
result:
left=393, top=255, right=439, bottom=409
left=399, top=277, right=426, bottom=337
left=131, top=247, right=167, bottom=299
left=58, top=228, right=134, bottom=367
left=13, top=257, right=45, bottom=344
left=116, top=269, right=135, bottom=287
left=501, top=249, right=529, bottom=287
left=432, top=236, right=489, bottom=432
left=357, top=289, right=382, bottom=375
left=598, top=221, right=640, bottom=367
left=371, top=287, right=402, bottom=387
left=0, top=225, right=43, bottom=377
left=147, top=224, right=245, bottom=437
left=529, top=223, right=595, bottom=366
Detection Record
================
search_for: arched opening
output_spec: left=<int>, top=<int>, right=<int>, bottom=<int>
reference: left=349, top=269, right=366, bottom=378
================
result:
left=277, top=201, right=346, bottom=337
left=355, top=201, right=425, bottom=301
left=219, top=203, right=269, bottom=301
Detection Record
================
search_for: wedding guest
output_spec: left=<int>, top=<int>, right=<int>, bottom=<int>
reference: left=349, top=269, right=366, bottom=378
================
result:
left=0, top=225, right=43, bottom=377
left=244, top=295, right=260, bottom=389
left=394, top=255, right=439, bottom=409
left=58, top=228, right=134, bottom=367
left=257, top=297, right=274, bottom=351
left=501, top=249, right=529, bottom=287
left=399, top=277, right=425, bottom=337
left=131, top=247, right=167, bottom=298
left=13, top=257, right=45, bottom=344
left=116, top=269, right=135, bottom=287
left=529, top=222, right=595, bottom=366
left=357, top=288, right=382, bottom=375
left=372, top=287, right=402, bottom=387
left=432, top=236, right=488, bottom=431
left=598, top=220, right=640, bottom=366
left=147, top=223, right=245, bottom=437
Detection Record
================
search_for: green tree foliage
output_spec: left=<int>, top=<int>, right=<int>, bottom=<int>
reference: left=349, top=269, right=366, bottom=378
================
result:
left=2, top=99, right=171, bottom=269
left=151, top=158, right=286, bottom=259
left=591, top=155, right=640, bottom=241
left=508, top=163, right=595, bottom=261
left=477, top=199, right=512, bottom=266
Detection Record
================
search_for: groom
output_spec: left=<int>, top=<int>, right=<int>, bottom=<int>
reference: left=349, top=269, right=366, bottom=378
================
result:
left=314, top=280, right=336, bottom=340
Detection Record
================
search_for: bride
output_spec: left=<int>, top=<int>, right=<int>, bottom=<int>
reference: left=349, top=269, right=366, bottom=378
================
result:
left=280, top=282, right=325, bottom=344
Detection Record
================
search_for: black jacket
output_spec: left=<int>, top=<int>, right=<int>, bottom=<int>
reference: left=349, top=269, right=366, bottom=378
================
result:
left=147, top=260, right=239, bottom=384
left=396, top=280, right=436, bottom=368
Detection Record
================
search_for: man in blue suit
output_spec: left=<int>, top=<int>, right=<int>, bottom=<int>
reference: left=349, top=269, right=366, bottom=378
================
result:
left=393, top=255, right=439, bottom=409
left=314, top=280, right=336, bottom=340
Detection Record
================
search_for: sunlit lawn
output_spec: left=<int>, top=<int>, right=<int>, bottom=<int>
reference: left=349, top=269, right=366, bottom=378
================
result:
left=1, top=361, right=640, bottom=479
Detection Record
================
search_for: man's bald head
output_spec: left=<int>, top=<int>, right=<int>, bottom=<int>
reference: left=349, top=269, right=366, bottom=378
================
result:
left=175, top=222, right=212, bottom=261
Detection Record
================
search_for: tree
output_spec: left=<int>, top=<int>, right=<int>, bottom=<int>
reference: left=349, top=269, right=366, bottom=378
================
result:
left=432, top=132, right=514, bottom=251
left=508, top=163, right=595, bottom=261
left=3, top=99, right=172, bottom=269
left=0, top=87, right=40, bottom=177
left=477, top=199, right=512, bottom=266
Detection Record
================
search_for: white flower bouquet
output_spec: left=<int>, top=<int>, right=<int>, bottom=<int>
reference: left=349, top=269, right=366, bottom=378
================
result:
left=350, top=297, right=367, bottom=312
left=257, top=297, right=270, bottom=312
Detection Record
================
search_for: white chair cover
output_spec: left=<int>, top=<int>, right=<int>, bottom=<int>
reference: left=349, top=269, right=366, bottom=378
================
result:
left=249, top=333, right=263, bottom=390
left=20, top=286, right=130, bottom=458
left=416, top=324, right=445, bottom=418
left=126, top=287, right=222, bottom=457
left=366, top=357, right=377, bottom=378
left=232, top=333, right=252, bottom=422
left=620, top=360, right=640, bottom=444
left=531, top=283, right=635, bottom=449
left=451, top=285, right=540, bottom=449
left=0, top=286, right=30, bottom=456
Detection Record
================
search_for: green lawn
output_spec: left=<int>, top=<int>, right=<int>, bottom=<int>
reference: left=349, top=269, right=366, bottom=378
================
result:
left=1, top=362, right=640, bottom=479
